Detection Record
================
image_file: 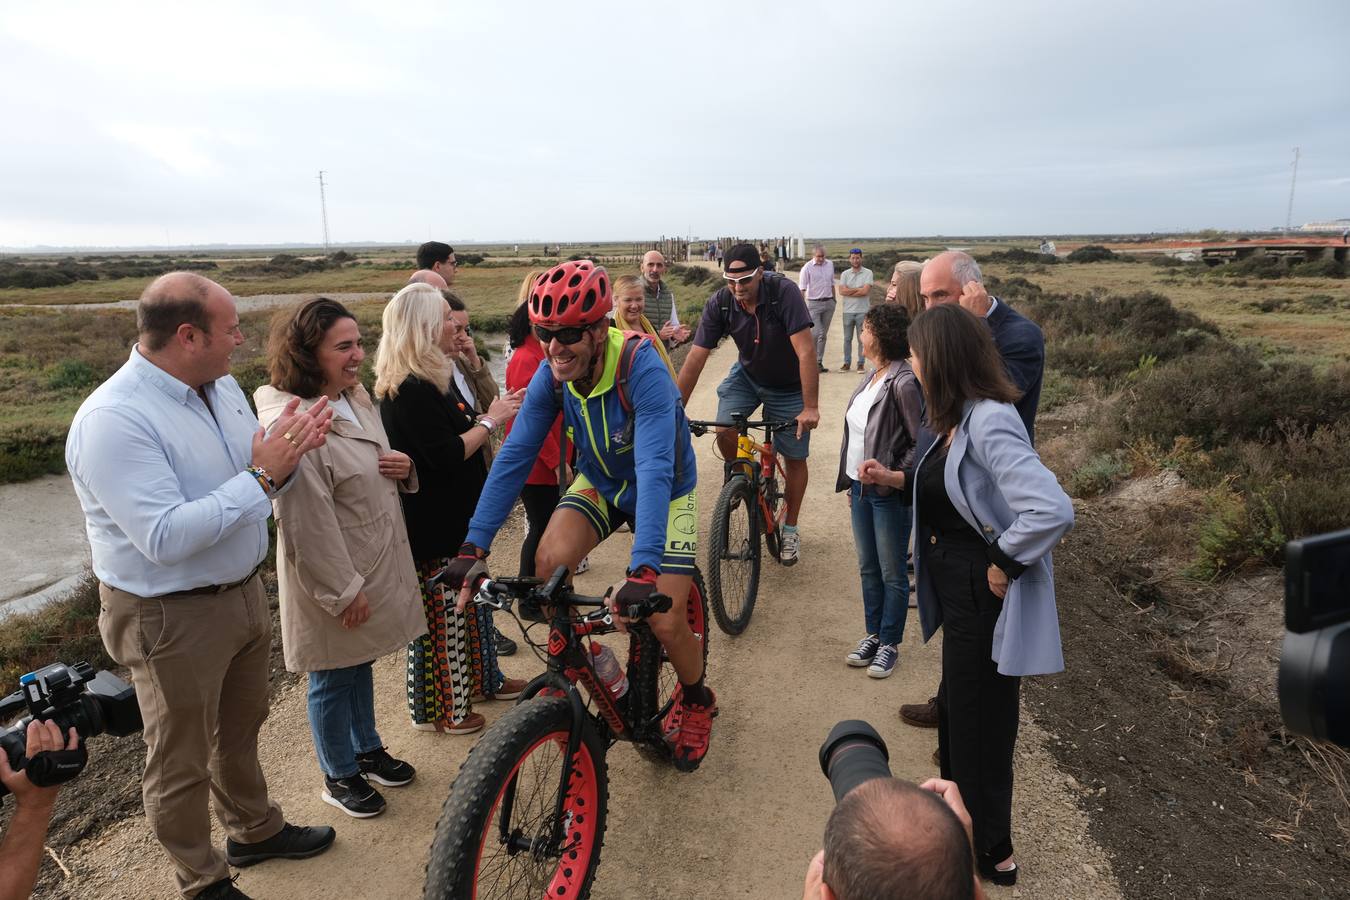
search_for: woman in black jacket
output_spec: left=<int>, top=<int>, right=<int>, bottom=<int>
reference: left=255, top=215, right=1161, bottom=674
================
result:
left=374, top=284, right=524, bottom=735
left=834, top=304, right=924, bottom=679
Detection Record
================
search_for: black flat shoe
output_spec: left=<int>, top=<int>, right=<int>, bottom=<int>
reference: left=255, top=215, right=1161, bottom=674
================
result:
left=977, top=856, right=1018, bottom=886
left=493, top=626, right=517, bottom=656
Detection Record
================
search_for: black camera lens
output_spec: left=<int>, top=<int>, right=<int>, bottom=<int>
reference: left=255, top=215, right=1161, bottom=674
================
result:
left=819, top=720, right=892, bottom=803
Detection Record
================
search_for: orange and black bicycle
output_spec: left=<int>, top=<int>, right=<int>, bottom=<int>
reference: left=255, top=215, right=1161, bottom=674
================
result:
left=688, top=414, right=796, bottom=634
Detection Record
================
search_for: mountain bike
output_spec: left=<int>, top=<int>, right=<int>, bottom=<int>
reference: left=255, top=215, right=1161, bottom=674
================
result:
left=422, top=565, right=709, bottom=900
left=688, top=415, right=795, bottom=635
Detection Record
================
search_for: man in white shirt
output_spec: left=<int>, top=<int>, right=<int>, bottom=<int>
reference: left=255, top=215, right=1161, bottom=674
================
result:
left=66, top=273, right=336, bottom=900
left=838, top=249, right=874, bottom=372
left=799, top=244, right=837, bottom=372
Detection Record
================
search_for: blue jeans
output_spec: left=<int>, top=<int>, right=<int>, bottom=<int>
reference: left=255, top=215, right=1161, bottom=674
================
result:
left=307, top=662, right=383, bottom=779
left=841, top=312, right=866, bottom=366
left=715, top=363, right=810, bottom=459
left=849, top=480, right=911, bottom=646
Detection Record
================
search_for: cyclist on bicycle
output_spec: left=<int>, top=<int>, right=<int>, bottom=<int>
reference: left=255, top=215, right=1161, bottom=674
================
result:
left=443, top=260, right=717, bottom=772
left=676, top=243, right=820, bottom=565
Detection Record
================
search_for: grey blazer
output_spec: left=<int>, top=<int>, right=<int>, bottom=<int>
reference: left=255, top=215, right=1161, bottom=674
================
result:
left=913, top=399, right=1074, bottom=676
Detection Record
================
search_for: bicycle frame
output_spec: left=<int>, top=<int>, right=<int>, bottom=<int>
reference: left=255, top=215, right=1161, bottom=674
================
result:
left=691, top=415, right=793, bottom=540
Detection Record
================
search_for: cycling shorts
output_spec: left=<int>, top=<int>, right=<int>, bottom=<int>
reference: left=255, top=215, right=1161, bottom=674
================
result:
left=558, top=473, right=698, bottom=576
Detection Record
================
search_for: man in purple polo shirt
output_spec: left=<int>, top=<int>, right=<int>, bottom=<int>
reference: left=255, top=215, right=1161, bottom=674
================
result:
left=677, top=243, right=820, bottom=565
left=799, top=243, right=837, bottom=372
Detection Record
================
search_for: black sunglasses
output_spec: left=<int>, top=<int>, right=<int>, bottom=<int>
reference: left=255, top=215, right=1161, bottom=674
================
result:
left=533, top=323, right=589, bottom=346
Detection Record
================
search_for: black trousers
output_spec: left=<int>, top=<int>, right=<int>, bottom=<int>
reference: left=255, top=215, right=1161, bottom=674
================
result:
left=932, top=540, right=1021, bottom=863
left=519, top=483, right=562, bottom=576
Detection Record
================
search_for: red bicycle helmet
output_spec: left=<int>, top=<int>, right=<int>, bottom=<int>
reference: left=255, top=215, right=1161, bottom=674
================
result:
left=528, top=260, right=611, bottom=327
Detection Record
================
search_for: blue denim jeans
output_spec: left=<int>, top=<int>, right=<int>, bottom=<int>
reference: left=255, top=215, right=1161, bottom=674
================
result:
left=849, top=480, right=911, bottom=646
left=841, top=312, right=867, bottom=366
left=307, top=662, right=383, bottom=779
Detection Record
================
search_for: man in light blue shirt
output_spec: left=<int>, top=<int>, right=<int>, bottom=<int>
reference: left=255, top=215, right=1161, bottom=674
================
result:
left=66, top=272, right=336, bottom=900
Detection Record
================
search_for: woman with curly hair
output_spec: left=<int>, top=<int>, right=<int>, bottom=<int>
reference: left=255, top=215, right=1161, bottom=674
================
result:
left=834, top=303, right=923, bottom=679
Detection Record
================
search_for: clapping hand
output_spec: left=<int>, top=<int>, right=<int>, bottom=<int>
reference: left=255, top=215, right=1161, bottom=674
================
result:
left=252, top=396, right=333, bottom=485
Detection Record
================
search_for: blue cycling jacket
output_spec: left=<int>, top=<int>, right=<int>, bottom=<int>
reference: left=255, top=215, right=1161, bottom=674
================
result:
left=466, top=328, right=697, bottom=572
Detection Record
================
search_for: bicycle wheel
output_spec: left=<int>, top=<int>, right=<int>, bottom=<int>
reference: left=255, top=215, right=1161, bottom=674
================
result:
left=706, top=475, right=760, bottom=634
left=763, top=474, right=785, bottom=562
left=424, top=697, right=608, bottom=900
left=656, top=567, right=710, bottom=721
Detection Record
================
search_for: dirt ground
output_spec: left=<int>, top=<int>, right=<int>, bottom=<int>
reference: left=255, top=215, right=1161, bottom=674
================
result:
left=10, top=323, right=1127, bottom=899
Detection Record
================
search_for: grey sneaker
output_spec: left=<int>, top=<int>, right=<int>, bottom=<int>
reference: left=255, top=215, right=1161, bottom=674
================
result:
left=868, top=645, right=899, bottom=679
left=780, top=529, right=800, bottom=566
left=846, top=635, right=880, bottom=667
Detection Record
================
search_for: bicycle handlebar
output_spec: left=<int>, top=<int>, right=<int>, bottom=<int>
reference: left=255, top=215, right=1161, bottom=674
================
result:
left=425, top=567, right=672, bottom=623
left=688, top=417, right=797, bottom=437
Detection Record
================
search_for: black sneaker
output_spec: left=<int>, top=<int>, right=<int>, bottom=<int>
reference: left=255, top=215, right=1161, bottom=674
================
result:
left=493, top=625, right=517, bottom=656
left=322, top=775, right=387, bottom=818
left=199, top=876, right=252, bottom=900
left=356, top=747, right=416, bottom=787
left=226, top=822, right=337, bottom=867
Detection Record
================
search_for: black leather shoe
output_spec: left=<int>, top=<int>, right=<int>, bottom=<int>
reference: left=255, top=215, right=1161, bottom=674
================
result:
left=226, top=822, right=336, bottom=868
left=493, top=626, right=517, bottom=656
left=199, top=876, right=252, bottom=899
left=977, top=855, right=1018, bottom=886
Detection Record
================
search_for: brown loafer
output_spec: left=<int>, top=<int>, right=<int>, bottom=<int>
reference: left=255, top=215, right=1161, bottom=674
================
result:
left=899, top=696, right=939, bottom=728
left=412, top=713, right=485, bottom=735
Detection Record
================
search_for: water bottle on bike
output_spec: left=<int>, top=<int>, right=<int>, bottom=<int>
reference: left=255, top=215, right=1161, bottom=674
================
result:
left=590, top=643, right=628, bottom=699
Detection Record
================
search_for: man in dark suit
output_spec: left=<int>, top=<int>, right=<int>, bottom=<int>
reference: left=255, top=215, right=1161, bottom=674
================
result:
left=899, top=249, right=1047, bottom=730
left=917, top=250, right=1043, bottom=443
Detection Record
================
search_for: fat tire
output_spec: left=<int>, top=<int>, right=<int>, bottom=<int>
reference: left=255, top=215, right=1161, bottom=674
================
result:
left=707, top=475, right=760, bottom=635
left=424, top=697, right=609, bottom=900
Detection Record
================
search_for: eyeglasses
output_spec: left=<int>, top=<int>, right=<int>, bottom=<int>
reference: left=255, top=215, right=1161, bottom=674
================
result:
left=723, top=267, right=761, bottom=286
left=533, top=324, right=589, bottom=346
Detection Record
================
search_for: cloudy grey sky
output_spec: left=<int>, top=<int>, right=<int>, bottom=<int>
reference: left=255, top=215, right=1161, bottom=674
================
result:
left=2, top=0, right=1347, bottom=248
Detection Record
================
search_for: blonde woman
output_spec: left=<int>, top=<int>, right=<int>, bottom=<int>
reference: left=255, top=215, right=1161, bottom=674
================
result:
left=375, top=284, right=524, bottom=735
left=887, top=261, right=923, bottom=320
left=611, top=274, right=676, bottom=376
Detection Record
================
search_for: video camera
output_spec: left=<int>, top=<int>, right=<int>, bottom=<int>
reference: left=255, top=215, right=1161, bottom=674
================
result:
left=1278, top=528, right=1350, bottom=749
left=0, top=661, right=141, bottom=802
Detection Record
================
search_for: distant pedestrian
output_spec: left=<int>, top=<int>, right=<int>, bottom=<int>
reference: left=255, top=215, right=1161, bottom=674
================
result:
left=715, top=242, right=724, bottom=267
left=799, top=243, right=837, bottom=372
left=67, top=272, right=337, bottom=899
left=838, top=248, right=874, bottom=372
left=761, top=247, right=777, bottom=272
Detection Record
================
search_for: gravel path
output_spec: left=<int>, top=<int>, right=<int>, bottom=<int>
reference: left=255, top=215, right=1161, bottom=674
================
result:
left=34, top=324, right=1124, bottom=899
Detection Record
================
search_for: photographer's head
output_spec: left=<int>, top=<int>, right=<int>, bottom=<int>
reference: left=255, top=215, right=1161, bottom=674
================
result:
left=818, top=778, right=978, bottom=900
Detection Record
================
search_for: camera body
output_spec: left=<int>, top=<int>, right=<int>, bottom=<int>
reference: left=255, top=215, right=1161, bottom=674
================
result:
left=0, top=661, right=142, bottom=801
left=1278, top=528, right=1350, bottom=749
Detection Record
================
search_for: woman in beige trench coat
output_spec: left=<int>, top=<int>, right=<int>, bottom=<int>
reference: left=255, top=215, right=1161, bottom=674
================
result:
left=255, top=298, right=427, bottom=820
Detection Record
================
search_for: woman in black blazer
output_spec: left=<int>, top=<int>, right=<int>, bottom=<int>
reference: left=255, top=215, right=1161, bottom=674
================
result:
left=374, top=284, right=523, bottom=736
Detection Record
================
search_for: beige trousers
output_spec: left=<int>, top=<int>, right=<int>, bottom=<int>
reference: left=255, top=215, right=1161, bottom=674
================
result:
left=99, top=575, right=285, bottom=898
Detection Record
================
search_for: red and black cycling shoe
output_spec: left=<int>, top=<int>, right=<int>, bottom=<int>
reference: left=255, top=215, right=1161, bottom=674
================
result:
left=669, top=688, right=717, bottom=773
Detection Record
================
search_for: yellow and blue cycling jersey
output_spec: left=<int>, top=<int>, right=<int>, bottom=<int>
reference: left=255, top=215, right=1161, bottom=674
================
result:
left=466, top=328, right=698, bottom=573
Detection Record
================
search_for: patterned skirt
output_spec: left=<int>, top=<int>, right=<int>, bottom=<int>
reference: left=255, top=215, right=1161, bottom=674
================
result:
left=409, top=557, right=504, bottom=725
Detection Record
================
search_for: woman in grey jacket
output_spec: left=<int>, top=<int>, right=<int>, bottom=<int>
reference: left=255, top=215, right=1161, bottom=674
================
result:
left=908, top=303, right=1074, bottom=887
left=834, top=304, right=924, bottom=678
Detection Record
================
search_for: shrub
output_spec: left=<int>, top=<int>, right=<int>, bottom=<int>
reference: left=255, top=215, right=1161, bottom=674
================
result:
left=1187, top=488, right=1286, bottom=579
left=1290, top=258, right=1346, bottom=279
left=1066, top=244, right=1118, bottom=263
left=1106, top=347, right=1350, bottom=450
left=1019, top=290, right=1221, bottom=380
left=983, top=275, right=1043, bottom=300
left=980, top=248, right=1058, bottom=265
left=47, top=360, right=101, bottom=391
left=458, top=253, right=485, bottom=266
left=0, top=572, right=114, bottom=688
left=1068, top=451, right=1130, bottom=497
left=673, top=264, right=712, bottom=286
left=1150, top=256, right=1186, bottom=268
left=0, top=422, right=67, bottom=484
